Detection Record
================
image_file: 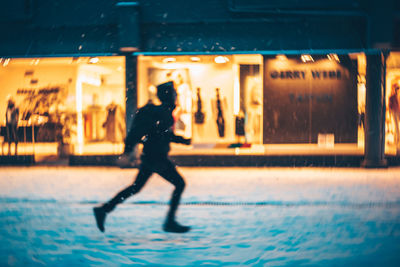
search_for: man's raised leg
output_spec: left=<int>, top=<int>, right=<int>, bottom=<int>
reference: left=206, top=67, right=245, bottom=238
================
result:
left=94, top=166, right=152, bottom=232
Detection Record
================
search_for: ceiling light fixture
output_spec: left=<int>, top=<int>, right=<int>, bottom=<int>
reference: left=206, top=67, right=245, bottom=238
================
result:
left=301, top=54, right=314, bottom=63
left=89, top=57, right=99, bottom=64
left=190, top=57, right=201, bottom=62
left=276, top=54, right=287, bottom=60
left=163, top=57, right=176, bottom=63
left=3, top=58, right=10, bottom=67
left=214, top=56, right=229, bottom=64
left=327, top=53, right=340, bottom=62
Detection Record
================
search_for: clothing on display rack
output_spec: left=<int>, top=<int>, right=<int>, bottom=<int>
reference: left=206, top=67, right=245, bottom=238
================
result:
left=194, top=87, right=205, bottom=124
left=103, top=102, right=125, bottom=143
left=215, top=88, right=225, bottom=138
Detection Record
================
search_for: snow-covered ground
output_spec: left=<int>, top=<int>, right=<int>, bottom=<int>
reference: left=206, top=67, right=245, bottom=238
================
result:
left=1, top=166, right=400, bottom=266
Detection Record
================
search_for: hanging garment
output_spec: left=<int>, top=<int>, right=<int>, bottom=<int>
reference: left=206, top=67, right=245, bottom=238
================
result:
left=215, top=88, right=225, bottom=138
left=103, top=103, right=125, bottom=142
left=194, top=87, right=205, bottom=124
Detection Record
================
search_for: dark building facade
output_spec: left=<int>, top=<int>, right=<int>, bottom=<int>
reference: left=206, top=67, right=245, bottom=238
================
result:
left=1, top=0, right=400, bottom=166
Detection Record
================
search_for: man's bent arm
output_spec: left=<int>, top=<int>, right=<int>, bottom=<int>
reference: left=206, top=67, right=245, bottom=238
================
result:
left=169, top=133, right=191, bottom=145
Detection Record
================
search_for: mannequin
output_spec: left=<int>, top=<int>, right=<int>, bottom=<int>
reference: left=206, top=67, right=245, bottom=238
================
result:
left=5, top=97, right=19, bottom=155
left=246, top=77, right=262, bottom=143
left=103, top=101, right=125, bottom=143
left=389, top=82, right=400, bottom=151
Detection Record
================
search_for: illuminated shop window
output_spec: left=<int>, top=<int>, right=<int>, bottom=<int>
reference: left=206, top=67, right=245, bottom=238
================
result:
left=385, top=52, right=400, bottom=156
left=137, top=54, right=264, bottom=153
left=0, top=56, right=125, bottom=157
left=137, top=53, right=365, bottom=155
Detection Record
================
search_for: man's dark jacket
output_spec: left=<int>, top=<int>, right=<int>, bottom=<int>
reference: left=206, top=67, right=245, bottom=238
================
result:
left=124, top=103, right=188, bottom=160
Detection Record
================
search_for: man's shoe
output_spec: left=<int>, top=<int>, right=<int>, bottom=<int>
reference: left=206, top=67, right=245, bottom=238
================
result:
left=93, top=207, right=106, bottom=232
left=163, top=220, right=191, bottom=233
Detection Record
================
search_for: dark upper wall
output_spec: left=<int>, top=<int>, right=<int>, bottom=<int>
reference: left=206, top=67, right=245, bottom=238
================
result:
left=0, top=0, right=398, bottom=56
left=1, top=0, right=117, bottom=26
left=141, top=17, right=367, bottom=52
left=138, top=0, right=368, bottom=52
left=0, top=0, right=119, bottom=56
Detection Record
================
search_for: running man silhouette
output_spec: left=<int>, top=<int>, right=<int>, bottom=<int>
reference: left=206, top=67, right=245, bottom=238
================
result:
left=93, top=82, right=191, bottom=233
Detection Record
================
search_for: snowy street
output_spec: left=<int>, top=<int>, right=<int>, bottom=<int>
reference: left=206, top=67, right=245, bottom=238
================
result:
left=1, top=166, right=400, bottom=266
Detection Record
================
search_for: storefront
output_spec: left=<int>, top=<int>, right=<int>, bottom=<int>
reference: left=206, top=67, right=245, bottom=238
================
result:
left=0, top=1, right=398, bottom=166
left=0, top=56, right=126, bottom=159
left=0, top=51, right=399, bottom=165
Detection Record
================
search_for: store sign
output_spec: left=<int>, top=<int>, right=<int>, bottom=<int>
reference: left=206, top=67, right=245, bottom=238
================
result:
left=288, top=93, right=333, bottom=104
left=268, top=68, right=344, bottom=105
left=269, top=70, right=342, bottom=80
left=17, top=87, right=60, bottom=95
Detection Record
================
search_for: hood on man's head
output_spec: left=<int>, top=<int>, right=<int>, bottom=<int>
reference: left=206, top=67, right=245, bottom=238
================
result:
left=157, top=81, right=176, bottom=105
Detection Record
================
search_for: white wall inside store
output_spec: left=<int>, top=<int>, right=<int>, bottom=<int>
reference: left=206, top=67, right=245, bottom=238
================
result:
left=189, top=62, right=235, bottom=143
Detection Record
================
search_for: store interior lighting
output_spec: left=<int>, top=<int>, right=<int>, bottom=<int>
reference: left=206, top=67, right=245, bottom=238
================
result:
left=327, top=53, right=340, bottom=62
left=190, top=56, right=201, bottom=62
left=89, top=57, right=99, bottom=64
left=2, top=58, right=10, bottom=67
left=214, top=56, right=229, bottom=64
left=30, top=59, right=40, bottom=65
left=162, top=57, right=176, bottom=63
left=301, top=54, right=314, bottom=63
left=276, top=54, right=288, bottom=60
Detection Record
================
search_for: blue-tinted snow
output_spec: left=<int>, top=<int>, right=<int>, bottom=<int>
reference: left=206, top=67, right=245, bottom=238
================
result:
left=1, top=166, right=400, bottom=266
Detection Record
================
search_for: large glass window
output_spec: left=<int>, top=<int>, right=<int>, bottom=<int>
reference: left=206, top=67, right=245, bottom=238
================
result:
left=263, top=54, right=358, bottom=145
left=0, top=56, right=125, bottom=158
left=386, top=52, right=400, bottom=156
left=137, top=53, right=364, bottom=156
left=137, top=54, right=263, bottom=154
